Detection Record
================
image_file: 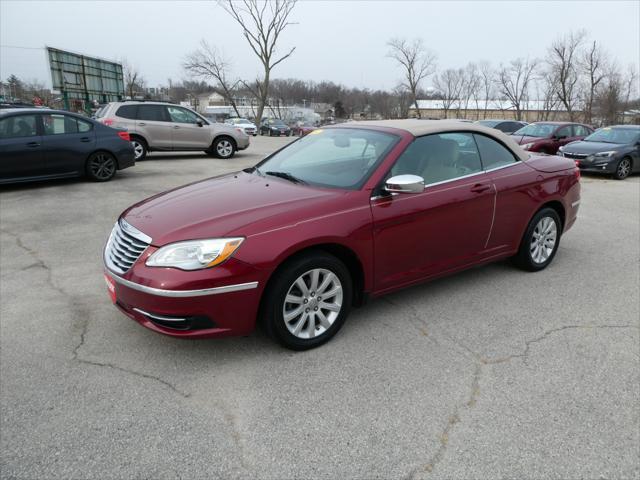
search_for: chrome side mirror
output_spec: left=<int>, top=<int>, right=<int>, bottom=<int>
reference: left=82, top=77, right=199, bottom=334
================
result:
left=384, top=174, right=425, bottom=194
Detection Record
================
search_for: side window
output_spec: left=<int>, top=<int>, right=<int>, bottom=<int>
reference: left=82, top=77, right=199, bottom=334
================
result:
left=573, top=125, right=588, bottom=137
left=167, top=106, right=199, bottom=124
left=116, top=105, right=138, bottom=119
left=0, top=115, right=38, bottom=138
left=495, top=122, right=510, bottom=133
left=77, top=118, right=93, bottom=133
left=391, top=132, right=482, bottom=185
left=474, top=134, right=518, bottom=170
left=555, top=126, right=572, bottom=139
left=42, top=114, right=79, bottom=135
left=137, top=105, right=167, bottom=122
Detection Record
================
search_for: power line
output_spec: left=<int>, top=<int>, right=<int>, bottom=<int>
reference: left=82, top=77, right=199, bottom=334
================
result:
left=0, top=44, right=44, bottom=51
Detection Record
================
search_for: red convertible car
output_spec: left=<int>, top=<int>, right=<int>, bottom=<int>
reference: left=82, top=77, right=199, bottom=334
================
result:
left=104, top=120, right=581, bottom=350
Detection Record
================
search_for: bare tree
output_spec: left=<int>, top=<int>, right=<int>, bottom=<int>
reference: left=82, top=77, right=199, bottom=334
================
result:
left=579, top=40, right=607, bottom=124
left=386, top=38, right=437, bottom=118
left=548, top=30, right=586, bottom=121
left=184, top=40, right=241, bottom=117
left=123, top=61, right=145, bottom=99
left=433, top=68, right=464, bottom=118
left=218, top=0, right=297, bottom=123
left=536, top=69, right=560, bottom=121
left=497, top=58, right=538, bottom=121
left=478, top=61, right=494, bottom=119
left=460, top=62, right=481, bottom=119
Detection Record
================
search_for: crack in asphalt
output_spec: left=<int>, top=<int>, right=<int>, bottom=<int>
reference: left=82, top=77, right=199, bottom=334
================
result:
left=384, top=292, right=639, bottom=479
left=1, top=227, right=192, bottom=399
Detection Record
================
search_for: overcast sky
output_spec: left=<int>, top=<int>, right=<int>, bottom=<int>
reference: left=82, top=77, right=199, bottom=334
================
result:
left=1, top=0, right=638, bottom=91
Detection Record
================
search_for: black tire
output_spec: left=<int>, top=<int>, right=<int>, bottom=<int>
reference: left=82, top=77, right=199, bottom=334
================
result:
left=512, top=207, right=562, bottom=271
left=130, top=137, right=147, bottom=161
left=86, top=151, right=117, bottom=182
left=613, top=157, right=632, bottom=180
left=212, top=136, right=236, bottom=159
left=287, top=131, right=292, bottom=137
left=262, top=251, right=353, bottom=350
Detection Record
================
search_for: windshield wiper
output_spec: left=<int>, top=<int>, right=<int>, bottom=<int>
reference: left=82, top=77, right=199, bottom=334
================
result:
left=243, top=166, right=264, bottom=176
left=265, top=171, right=306, bottom=184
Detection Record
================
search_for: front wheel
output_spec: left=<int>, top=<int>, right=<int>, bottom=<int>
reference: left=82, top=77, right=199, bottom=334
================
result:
left=613, top=157, right=632, bottom=180
left=212, top=137, right=236, bottom=159
left=512, top=207, right=561, bottom=271
left=262, top=252, right=353, bottom=350
left=86, top=151, right=117, bottom=182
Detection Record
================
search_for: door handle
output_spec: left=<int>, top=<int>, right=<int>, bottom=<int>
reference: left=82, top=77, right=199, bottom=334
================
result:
left=137, top=122, right=146, bottom=126
left=470, top=183, right=491, bottom=193
left=80, top=137, right=90, bottom=142
left=26, top=141, right=40, bottom=148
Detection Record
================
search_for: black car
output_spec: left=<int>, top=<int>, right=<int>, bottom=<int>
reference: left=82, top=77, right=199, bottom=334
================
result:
left=260, top=118, right=292, bottom=136
left=559, top=125, right=640, bottom=180
left=475, top=119, right=528, bottom=135
left=0, top=108, right=135, bottom=184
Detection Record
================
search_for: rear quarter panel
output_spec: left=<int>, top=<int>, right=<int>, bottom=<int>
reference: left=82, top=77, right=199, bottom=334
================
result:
left=487, top=160, right=579, bottom=252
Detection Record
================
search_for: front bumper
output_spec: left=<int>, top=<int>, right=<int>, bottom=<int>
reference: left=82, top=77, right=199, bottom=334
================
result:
left=562, top=153, right=618, bottom=173
left=104, top=257, right=266, bottom=338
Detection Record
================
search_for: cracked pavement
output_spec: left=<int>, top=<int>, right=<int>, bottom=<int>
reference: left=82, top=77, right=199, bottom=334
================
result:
left=1, top=137, right=639, bottom=479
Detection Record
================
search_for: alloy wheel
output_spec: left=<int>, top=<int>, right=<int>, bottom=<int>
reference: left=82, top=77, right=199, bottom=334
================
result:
left=132, top=141, right=144, bottom=160
left=530, top=216, right=557, bottom=264
left=216, top=140, right=233, bottom=158
left=617, top=158, right=631, bottom=179
left=89, top=153, right=116, bottom=180
left=282, top=268, right=343, bottom=339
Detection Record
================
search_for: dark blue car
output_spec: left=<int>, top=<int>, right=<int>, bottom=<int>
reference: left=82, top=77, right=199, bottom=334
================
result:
left=0, top=108, right=135, bottom=184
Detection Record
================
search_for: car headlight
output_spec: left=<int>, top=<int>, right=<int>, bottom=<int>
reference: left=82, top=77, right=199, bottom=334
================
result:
left=558, top=146, right=565, bottom=152
left=521, top=143, right=534, bottom=150
left=593, top=150, right=617, bottom=158
left=146, top=238, right=244, bottom=270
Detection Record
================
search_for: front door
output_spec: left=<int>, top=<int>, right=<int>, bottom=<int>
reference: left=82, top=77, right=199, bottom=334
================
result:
left=0, top=113, right=44, bottom=181
left=371, top=132, right=495, bottom=293
left=166, top=106, right=211, bottom=149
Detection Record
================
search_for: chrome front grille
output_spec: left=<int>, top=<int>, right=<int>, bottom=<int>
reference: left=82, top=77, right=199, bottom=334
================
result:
left=563, top=152, right=589, bottom=159
left=104, top=220, right=151, bottom=274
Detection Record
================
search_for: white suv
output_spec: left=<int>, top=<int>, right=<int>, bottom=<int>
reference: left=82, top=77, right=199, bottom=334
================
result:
left=96, top=101, right=250, bottom=160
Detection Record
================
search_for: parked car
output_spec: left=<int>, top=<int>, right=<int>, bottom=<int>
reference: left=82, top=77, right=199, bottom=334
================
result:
left=104, top=120, right=580, bottom=350
left=225, top=117, right=258, bottom=136
left=558, top=125, right=640, bottom=180
left=475, top=119, right=528, bottom=134
left=292, top=121, right=317, bottom=137
left=96, top=101, right=250, bottom=160
left=0, top=108, right=134, bottom=184
left=260, top=118, right=292, bottom=136
left=511, top=122, right=594, bottom=154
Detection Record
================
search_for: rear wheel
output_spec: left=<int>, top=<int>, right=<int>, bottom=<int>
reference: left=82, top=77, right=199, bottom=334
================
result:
left=262, top=252, right=353, bottom=350
left=512, top=207, right=561, bottom=271
left=613, top=157, right=632, bottom=180
left=130, top=137, right=147, bottom=161
left=86, top=151, right=117, bottom=182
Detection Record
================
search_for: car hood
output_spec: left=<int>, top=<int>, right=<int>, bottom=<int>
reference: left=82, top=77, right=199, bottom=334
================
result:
left=512, top=135, right=545, bottom=145
left=562, top=141, right=626, bottom=154
left=121, top=172, right=346, bottom=246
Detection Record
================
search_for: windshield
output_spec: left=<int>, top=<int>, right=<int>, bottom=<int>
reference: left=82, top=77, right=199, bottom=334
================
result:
left=234, top=119, right=251, bottom=124
left=585, top=127, right=640, bottom=144
left=269, top=120, right=286, bottom=126
left=513, top=123, right=556, bottom=138
left=254, top=128, right=398, bottom=190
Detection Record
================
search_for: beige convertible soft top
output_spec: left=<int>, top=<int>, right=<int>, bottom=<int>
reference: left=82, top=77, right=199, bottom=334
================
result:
left=343, top=119, right=530, bottom=162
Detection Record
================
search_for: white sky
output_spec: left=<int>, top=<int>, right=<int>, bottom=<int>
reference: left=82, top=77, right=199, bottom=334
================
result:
left=1, top=0, right=638, bottom=90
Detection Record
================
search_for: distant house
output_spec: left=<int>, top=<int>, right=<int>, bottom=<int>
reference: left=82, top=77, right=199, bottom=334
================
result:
left=410, top=99, right=577, bottom=122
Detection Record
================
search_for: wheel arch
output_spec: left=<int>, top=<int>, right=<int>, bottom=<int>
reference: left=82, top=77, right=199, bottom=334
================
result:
left=259, top=242, right=367, bottom=316
left=85, top=148, right=119, bottom=169
left=536, top=200, right=566, bottom=232
left=213, top=134, right=237, bottom=149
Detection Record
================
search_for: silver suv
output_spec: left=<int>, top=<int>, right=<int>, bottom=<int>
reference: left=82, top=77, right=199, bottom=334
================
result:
left=96, top=101, right=250, bottom=160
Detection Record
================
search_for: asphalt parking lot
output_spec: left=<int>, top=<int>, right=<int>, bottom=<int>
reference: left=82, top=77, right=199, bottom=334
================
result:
left=1, top=135, right=639, bottom=479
